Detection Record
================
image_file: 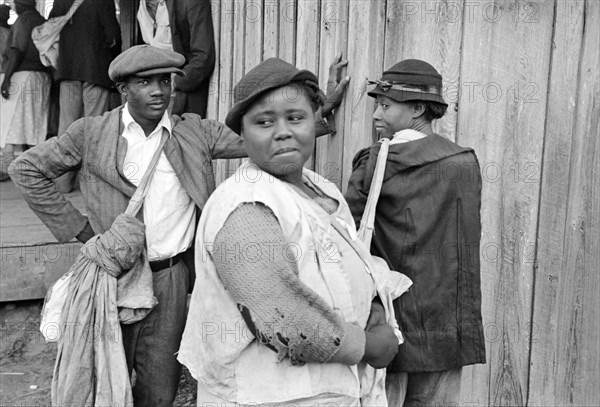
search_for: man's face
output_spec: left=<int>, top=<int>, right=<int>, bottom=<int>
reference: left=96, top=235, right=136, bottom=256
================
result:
left=241, top=85, right=316, bottom=182
left=372, top=95, right=416, bottom=139
left=120, top=73, right=171, bottom=122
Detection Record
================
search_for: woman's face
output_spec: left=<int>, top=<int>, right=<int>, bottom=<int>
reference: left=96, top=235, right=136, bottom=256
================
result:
left=241, top=85, right=316, bottom=183
left=372, top=95, right=416, bottom=139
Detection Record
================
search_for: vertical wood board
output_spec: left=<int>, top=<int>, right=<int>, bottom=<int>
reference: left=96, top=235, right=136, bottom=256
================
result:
left=529, top=1, right=600, bottom=405
left=340, top=0, right=386, bottom=191
left=315, top=0, right=349, bottom=188
left=457, top=0, right=555, bottom=404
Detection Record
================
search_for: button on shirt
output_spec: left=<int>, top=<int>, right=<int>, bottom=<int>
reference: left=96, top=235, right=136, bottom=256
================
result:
left=121, top=104, right=196, bottom=261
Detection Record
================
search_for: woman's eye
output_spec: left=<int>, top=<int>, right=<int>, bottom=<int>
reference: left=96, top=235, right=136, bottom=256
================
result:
left=257, top=119, right=273, bottom=126
left=289, top=115, right=304, bottom=122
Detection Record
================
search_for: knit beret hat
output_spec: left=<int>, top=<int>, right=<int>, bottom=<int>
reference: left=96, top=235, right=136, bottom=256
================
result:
left=225, top=58, right=320, bottom=134
left=108, top=45, right=186, bottom=82
left=368, top=59, right=447, bottom=106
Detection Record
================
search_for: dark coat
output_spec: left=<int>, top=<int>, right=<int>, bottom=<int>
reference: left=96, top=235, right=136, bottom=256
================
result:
left=166, top=0, right=216, bottom=117
left=345, top=134, right=486, bottom=372
left=49, top=0, right=121, bottom=89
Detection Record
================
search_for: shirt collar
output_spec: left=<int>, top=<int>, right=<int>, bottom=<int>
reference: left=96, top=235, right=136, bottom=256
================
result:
left=122, top=103, right=173, bottom=138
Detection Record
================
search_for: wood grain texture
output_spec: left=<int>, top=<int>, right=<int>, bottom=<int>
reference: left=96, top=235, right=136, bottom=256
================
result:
left=225, top=0, right=251, bottom=179
left=314, top=0, right=349, bottom=188
left=213, top=0, right=236, bottom=185
left=295, top=0, right=321, bottom=170
left=457, top=0, right=555, bottom=405
left=528, top=1, right=600, bottom=405
left=340, top=0, right=386, bottom=191
left=206, top=0, right=221, bottom=123
left=263, top=0, right=280, bottom=58
left=383, top=0, right=463, bottom=142
left=278, top=0, right=297, bottom=63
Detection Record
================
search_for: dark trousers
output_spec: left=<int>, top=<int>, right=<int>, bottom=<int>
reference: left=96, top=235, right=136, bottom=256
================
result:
left=385, top=368, right=463, bottom=406
left=121, top=260, right=190, bottom=407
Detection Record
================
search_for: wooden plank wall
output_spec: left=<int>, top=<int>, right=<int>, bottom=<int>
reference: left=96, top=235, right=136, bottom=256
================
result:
left=200, top=0, right=599, bottom=405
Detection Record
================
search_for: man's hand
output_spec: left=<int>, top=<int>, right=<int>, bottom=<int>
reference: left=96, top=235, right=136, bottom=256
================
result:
left=1, top=80, right=10, bottom=100
left=76, top=221, right=95, bottom=243
left=322, top=52, right=350, bottom=116
left=171, top=90, right=187, bottom=116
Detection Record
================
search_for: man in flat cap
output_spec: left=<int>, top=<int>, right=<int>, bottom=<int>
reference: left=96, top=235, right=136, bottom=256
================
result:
left=9, top=45, right=348, bottom=406
left=345, top=59, right=486, bottom=406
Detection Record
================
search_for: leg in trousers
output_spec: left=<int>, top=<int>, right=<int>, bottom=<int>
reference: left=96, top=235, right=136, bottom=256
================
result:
left=385, top=372, right=408, bottom=407
left=403, top=368, right=463, bottom=407
left=122, top=260, right=190, bottom=407
left=55, top=81, right=111, bottom=192
left=55, top=80, right=83, bottom=193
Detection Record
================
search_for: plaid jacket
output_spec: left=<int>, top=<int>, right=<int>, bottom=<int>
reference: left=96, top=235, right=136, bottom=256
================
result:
left=9, top=106, right=246, bottom=243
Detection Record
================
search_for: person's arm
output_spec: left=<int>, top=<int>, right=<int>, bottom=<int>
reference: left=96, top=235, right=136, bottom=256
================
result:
left=314, top=53, right=351, bottom=137
left=1, top=21, right=27, bottom=100
left=97, top=0, right=121, bottom=53
left=7, top=120, right=89, bottom=243
left=173, top=0, right=215, bottom=94
left=0, top=48, right=22, bottom=99
left=344, top=147, right=372, bottom=227
left=213, top=203, right=366, bottom=366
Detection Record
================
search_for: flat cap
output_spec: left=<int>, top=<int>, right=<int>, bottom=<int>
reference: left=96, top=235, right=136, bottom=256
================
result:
left=108, top=45, right=186, bottom=82
left=225, top=58, right=320, bottom=134
left=368, top=59, right=447, bottom=106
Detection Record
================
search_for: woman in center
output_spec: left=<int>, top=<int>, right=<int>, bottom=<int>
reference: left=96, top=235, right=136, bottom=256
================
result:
left=178, top=58, right=401, bottom=406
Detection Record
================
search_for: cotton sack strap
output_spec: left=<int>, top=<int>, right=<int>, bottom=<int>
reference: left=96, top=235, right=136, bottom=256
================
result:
left=125, top=129, right=169, bottom=217
left=65, top=0, right=85, bottom=19
left=357, top=138, right=390, bottom=248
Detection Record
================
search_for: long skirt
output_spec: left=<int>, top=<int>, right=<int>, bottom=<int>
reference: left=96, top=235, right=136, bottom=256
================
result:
left=0, top=70, right=51, bottom=148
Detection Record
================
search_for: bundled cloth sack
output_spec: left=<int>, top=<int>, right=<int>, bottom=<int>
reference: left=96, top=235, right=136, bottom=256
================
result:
left=48, top=213, right=157, bottom=405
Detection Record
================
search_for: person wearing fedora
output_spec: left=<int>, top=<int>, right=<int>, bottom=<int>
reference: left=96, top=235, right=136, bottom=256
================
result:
left=9, top=45, right=348, bottom=406
left=345, top=59, right=486, bottom=406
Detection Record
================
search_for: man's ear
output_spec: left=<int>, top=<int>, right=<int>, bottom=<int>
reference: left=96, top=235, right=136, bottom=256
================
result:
left=412, top=102, right=426, bottom=119
left=116, top=82, right=128, bottom=96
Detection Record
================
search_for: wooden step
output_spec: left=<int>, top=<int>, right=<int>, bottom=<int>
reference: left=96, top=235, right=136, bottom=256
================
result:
left=0, top=179, right=85, bottom=302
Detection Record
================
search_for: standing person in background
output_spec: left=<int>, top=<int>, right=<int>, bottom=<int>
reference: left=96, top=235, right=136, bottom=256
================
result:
left=345, top=59, right=486, bottom=406
left=136, top=0, right=215, bottom=117
left=0, top=4, right=10, bottom=72
left=0, top=3, right=11, bottom=181
left=0, top=0, right=50, bottom=179
left=49, top=0, right=121, bottom=192
left=166, top=0, right=215, bottom=117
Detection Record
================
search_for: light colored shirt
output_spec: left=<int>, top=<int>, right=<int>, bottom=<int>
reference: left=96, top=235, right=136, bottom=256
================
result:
left=391, top=128, right=428, bottom=144
left=121, top=104, right=195, bottom=261
left=137, top=0, right=173, bottom=50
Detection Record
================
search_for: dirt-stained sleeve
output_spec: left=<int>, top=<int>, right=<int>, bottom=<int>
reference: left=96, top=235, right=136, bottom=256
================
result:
left=212, top=202, right=365, bottom=366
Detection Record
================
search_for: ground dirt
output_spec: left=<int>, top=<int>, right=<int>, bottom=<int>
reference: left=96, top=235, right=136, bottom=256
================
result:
left=0, top=300, right=196, bottom=406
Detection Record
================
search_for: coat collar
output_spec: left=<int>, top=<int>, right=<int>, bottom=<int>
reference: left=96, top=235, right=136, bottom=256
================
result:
left=356, top=134, right=474, bottom=184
